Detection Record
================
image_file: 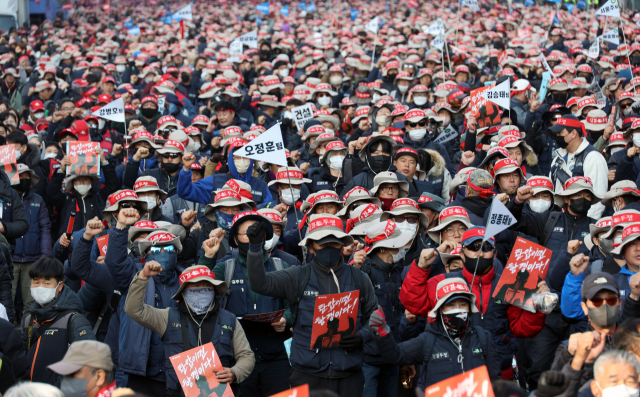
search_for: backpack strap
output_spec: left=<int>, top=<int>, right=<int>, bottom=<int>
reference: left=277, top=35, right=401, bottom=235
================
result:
left=472, top=326, right=489, bottom=359
left=93, top=302, right=110, bottom=335
left=272, top=257, right=284, bottom=272
left=289, top=264, right=312, bottom=326
left=420, top=330, right=438, bottom=363
left=540, top=211, right=562, bottom=247
left=342, top=157, right=353, bottom=187
left=66, top=312, right=84, bottom=345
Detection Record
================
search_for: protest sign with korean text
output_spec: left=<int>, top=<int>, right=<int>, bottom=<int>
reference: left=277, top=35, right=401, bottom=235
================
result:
left=169, top=342, right=233, bottom=397
left=424, top=365, right=495, bottom=397
left=92, top=98, right=125, bottom=123
left=493, top=238, right=552, bottom=313
left=233, top=124, right=287, bottom=166
left=291, top=103, right=314, bottom=131
left=97, top=235, right=109, bottom=256
left=66, top=142, right=101, bottom=177
left=0, top=145, right=18, bottom=185
left=481, top=79, right=511, bottom=110
left=310, top=291, right=359, bottom=349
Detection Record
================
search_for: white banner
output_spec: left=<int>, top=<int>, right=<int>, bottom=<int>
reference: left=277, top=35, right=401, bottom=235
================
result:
left=538, top=53, right=556, bottom=77
left=228, top=40, right=243, bottom=62
left=433, top=125, right=458, bottom=144
left=484, top=197, right=517, bottom=242
left=428, top=19, right=445, bottom=36
left=481, top=79, right=511, bottom=110
left=430, top=34, right=445, bottom=50
left=93, top=98, right=125, bottom=123
left=599, top=28, right=619, bottom=45
left=460, top=0, right=480, bottom=11
left=233, top=124, right=287, bottom=166
left=596, top=0, right=620, bottom=17
left=291, top=103, right=314, bottom=132
left=366, top=17, right=380, bottom=34
left=172, top=3, right=193, bottom=20
left=587, top=39, right=599, bottom=59
left=236, top=30, right=258, bottom=49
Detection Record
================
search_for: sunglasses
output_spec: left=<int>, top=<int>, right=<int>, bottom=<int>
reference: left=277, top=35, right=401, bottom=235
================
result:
left=120, top=202, right=142, bottom=212
left=162, top=153, right=181, bottom=159
left=149, top=245, right=175, bottom=253
left=620, top=102, right=632, bottom=109
left=590, top=296, right=619, bottom=307
left=407, top=120, right=427, bottom=128
left=464, top=242, right=495, bottom=252
left=162, top=127, right=177, bottom=133
left=392, top=215, right=419, bottom=224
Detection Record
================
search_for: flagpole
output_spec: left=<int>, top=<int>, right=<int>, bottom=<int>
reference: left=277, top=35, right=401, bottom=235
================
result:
left=371, top=26, right=378, bottom=69
left=471, top=198, right=495, bottom=290
left=445, top=41, right=453, bottom=73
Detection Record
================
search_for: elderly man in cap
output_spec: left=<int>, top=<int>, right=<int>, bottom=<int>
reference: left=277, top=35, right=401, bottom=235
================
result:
left=48, top=340, right=116, bottom=397
left=246, top=213, right=378, bottom=395
left=197, top=209, right=293, bottom=395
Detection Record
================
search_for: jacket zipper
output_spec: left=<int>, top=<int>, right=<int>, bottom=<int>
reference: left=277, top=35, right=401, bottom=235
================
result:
left=479, top=279, right=483, bottom=320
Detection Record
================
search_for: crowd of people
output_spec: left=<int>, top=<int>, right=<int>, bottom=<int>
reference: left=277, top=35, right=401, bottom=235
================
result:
left=1, top=0, right=640, bottom=396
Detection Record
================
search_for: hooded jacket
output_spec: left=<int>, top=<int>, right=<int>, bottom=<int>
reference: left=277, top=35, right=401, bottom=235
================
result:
left=0, top=172, right=29, bottom=244
left=12, top=189, right=52, bottom=262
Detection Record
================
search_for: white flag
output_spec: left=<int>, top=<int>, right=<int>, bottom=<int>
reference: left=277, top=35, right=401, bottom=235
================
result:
left=596, top=0, right=620, bottom=18
left=460, top=0, right=480, bottom=11
left=587, top=39, right=599, bottom=59
left=93, top=98, right=125, bottom=123
left=173, top=3, right=193, bottom=20
left=427, top=19, right=445, bottom=36
left=233, top=123, right=287, bottom=166
left=291, top=103, right=314, bottom=132
left=481, top=79, right=511, bottom=110
left=430, top=34, right=445, bottom=50
left=484, top=197, right=517, bottom=242
left=599, top=28, right=619, bottom=45
left=228, top=40, right=243, bottom=62
left=236, top=30, right=258, bottom=49
left=366, top=17, right=380, bottom=34
left=538, top=53, right=556, bottom=77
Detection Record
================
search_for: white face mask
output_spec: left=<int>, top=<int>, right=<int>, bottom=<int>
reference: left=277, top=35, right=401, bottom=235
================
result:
left=598, top=383, right=639, bottom=397
left=341, top=50, right=348, bottom=58
left=74, top=183, right=91, bottom=196
left=116, top=65, right=126, bottom=73
left=14, top=149, right=22, bottom=159
left=529, top=198, right=551, bottom=213
left=414, top=97, right=428, bottom=106
left=279, top=69, right=289, bottom=78
left=330, top=76, right=343, bottom=86
left=324, top=128, right=335, bottom=136
left=34, top=112, right=45, bottom=119
left=397, top=221, right=417, bottom=237
left=31, top=282, right=60, bottom=306
left=329, top=155, right=345, bottom=170
left=193, top=142, right=201, bottom=152
left=409, top=129, right=427, bottom=141
left=234, top=157, right=251, bottom=174
left=614, top=235, right=623, bottom=245
left=318, top=96, right=331, bottom=106
left=44, top=152, right=57, bottom=159
left=98, top=119, right=106, bottom=130
left=142, top=196, right=157, bottom=210
left=375, top=115, right=387, bottom=126
left=283, top=111, right=293, bottom=120
left=391, top=248, right=406, bottom=263
left=281, top=188, right=301, bottom=205
left=145, top=76, right=154, bottom=84
left=183, top=287, right=215, bottom=315
left=633, top=133, right=640, bottom=148
left=611, top=147, right=624, bottom=155
left=264, top=234, right=280, bottom=251
left=440, top=117, right=451, bottom=127
left=398, top=84, right=409, bottom=93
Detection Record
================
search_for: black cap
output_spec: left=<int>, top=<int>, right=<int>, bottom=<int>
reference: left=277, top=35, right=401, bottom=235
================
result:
left=549, top=114, right=581, bottom=134
left=581, top=272, right=619, bottom=300
left=416, top=193, right=446, bottom=212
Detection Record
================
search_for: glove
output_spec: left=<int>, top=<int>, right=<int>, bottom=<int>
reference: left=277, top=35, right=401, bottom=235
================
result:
left=369, top=306, right=390, bottom=337
left=535, top=370, right=570, bottom=397
left=211, top=153, right=223, bottom=163
left=246, top=222, right=266, bottom=245
left=338, top=332, right=363, bottom=351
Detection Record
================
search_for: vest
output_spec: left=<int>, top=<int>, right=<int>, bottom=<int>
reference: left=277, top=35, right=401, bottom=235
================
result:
left=550, top=144, right=597, bottom=188
left=100, top=130, right=114, bottom=155
left=24, top=311, right=79, bottom=386
left=545, top=213, right=590, bottom=286
left=290, top=265, right=363, bottom=373
left=163, top=308, right=236, bottom=393
left=414, top=175, right=443, bottom=198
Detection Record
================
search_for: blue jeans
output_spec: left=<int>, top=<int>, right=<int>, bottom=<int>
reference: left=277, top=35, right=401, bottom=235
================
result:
left=362, top=362, right=399, bottom=397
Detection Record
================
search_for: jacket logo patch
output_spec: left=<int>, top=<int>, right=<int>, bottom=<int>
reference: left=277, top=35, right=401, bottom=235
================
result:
left=44, top=329, right=58, bottom=336
left=432, top=352, right=449, bottom=360
left=553, top=227, right=564, bottom=233
left=172, top=322, right=181, bottom=328
left=252, top=191, right=263, bottom=197
left=30, top=203, right=40, bottom=207
left=432, top=179, right=442, bottom=183
left=78, top=330, right=87, bottom=337
left=374, top=284, right=382, bottom=290
left=231, top=279, right=244, bottom=285
left=473, top=348, right=483, bottom=355
left=221, top=324, right=233, bottom=331
left=317, top=181, right=328, bottom=185
left=304, top=291, right=319, bottom=296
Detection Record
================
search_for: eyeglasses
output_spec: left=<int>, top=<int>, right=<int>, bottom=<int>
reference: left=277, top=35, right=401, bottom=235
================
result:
left=161, top=127, right=177, bottom=134
left=464, top=242, right=495, bottom=252
left=379, top=185, right=399, bottom=193
left=162, top=153, right=181, bottom=159
left=620, top=102, right=632, bottom=109
left=60, top=107, right=74, bottom=112
left=392, top=215, right=419, bottom=224
left=120, top=202, right=142, bottom=212
left=590, top=296, right=619, bottom=307
left=407, top=120, right=427, bottom=128
left=444, top=226, right=468, bottom=237
left=149, top=245, right=175, bottom=253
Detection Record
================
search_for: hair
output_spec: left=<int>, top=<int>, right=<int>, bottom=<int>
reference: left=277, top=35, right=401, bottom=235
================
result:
left=90, top=367, right=115, bottom=385
left=614, top=319, right=640, bottom=356
left=5, top=382, right=65, bottom=397
left=594, top=350, right=640, bottom=380
left=368, top=140, right=392, bottom=156
left=286, top=98, right=304, bottom=107
left=29, top=257, right=65, bottom=283
left=622, top=194, right=640, bottom=206
left=6, top=132, right=27, bottom=146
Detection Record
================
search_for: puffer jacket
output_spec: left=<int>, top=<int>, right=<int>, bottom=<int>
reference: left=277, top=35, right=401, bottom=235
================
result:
left=0, top=172, right=29, bottom=244
left=0, top=246, right=14, bottom=323
left=13, top=190, right=51, bottom=262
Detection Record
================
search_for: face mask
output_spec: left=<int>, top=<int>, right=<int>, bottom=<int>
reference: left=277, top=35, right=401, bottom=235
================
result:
left=330, top=76, right=343, bottom=86
left=318, top=96, right=331, bottom=106
left=279, top=69, right=289, bottom=78
left=398, top=85, right=409, bottom=93
left=375, top=115, right=387, bottom=126
left=379, top=197, right=395, bottom=211
left=116, top=65, right=126, bottom=73
left=598, top=383, right=639, bottom=397
left=469, top=66, right=478, bottom=74
left=14, top=149, right=22, bottom=159
left=264, top=234, right=280, bottom=251
left=633, top=134, right=640, bottom=148
left=17, top=179, right=31, bottom=192
left=588, top=303, right=620, bottom=328
left=144, top=251, right=178, bottom=284
left=624, top=107, right=633, bottom=116
left=441, top=308, right=469, bottom=338
left=144, top=76, right=153, bottom=84
left=614, top=235, right=623, bottom=246
left=439, top=117, right=451, bottom=127
left=463, top=255, right=494, bottom=275
left=529, top=199, right=551, bottom=213
left=392, top=248, right=406, bottom=263
left=409, top=128, right=427, bottom=141
left=60, top=376, right=89, bottom=397
left=142, top=196, right=157, bottom=210
left=569, top=197, right=592, bottom=215
left=414, top=97, right=428, bottom=106
left=183, top=287, right=215, bottom=315
left=329, top=155, right=345, bottom=170
left=45, top=152, right=57, bottom=159
left=215, top=210, right=235, bottom=232
left=314, top=245, right=342, bottom=268
left=234, top=157, right=251, bottom=174
left=34, top=112, right=45, bottom=119
left=341, top=50, right=348, bottom=58
left=371, top=154, right=391, bottom=172
left=129, top=241, right=142, bottom=257
left=554, top=134, right=570, bottom=150
left=599, top=237, right=614, bottom=256
left=281, top=188, right=301, bottom=205
left=162, top=162, right=181, bottom=174
left=140, top=107, right=157, bottom=118
left=98, top=119, right=106, bottom=130
left=74, top=184, right=91, bottom=196
left=324, top=128, right=334, bottom=136
left=611, top=147, right=624, bottom=155
left=372, top=93, right=381, bottom=103
left=397, top=220, right=417, bottom=237
left=31, top=282, right=60, bottom=306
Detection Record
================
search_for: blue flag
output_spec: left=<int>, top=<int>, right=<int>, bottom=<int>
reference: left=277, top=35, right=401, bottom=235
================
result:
left=281, top=5, right=289, bottom=16
left=257, top=15, right=263, bottom=25
left=566, top=3, right=574, bottom=13
left=307, top=1, right=316, bottom=11
left=127, top=26, right=141, bottom=35
left=162, top=15, right=172, bottom=24
left=577, top=0, right=587, bottom=8
left=524, top=0, right=534, bottom=5
left=255, top=1, right=270, bottom=14
left=509, top=3, right=513, bottom=13
left=547, top=0, right=561, bottom=3
left=552, top=12, right=560, bottom=25
left=124, top=20, right=133, bottom=29
left=297, top=1, right=306, bottom=10
left=350, top=7, right=359, bottom=20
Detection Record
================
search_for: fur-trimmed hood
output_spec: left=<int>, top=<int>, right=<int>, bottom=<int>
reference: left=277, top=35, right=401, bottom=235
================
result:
left=525, top=150, right=538, bottom=166
left=423, top=148, right=446, bottom=179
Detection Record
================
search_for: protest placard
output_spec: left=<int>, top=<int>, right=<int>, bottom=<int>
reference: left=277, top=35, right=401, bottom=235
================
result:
left=97, top=235, right=109, bottom=256
left=310, top=291, right=359, bottom=349
left=169, top=342, right=233, bottom=397
left=424, top=366, right=495, bottom=397
left=493, top=237, right=552, bottom=313
left=291, top=104, right=314, bottom=132
left=0, top=145, right=18, bottom=185
left=66, top=142, right=101, bottom=176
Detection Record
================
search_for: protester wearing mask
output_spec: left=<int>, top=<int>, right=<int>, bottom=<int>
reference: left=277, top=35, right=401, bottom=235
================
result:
left=11, top=164, right=51, bottom=320
left=369, top=103, right=394, bottom=134
left=133, top=176, right=172, bottom=222
left=314, top=84, right=338, bottom=110
left=380, top=198, right=431, bottom=268
left=136, top=96, right=162, bottom=133
left=48, top=340, right=116, bottom=397
left=391, top=72, right=414, bottom=103
left=611, top=120, right=640, bottom=185
left=121, top=131, right=161, bottom=178
left=346, top=203, right=384, bottom=247
left=310, top=141, right=347, bottom=193
left=194, top=210, right=292, bottom=396
left=377, top=61, right=400, bottom=92
left=125, top=139, right=184, bottom=199
left=545, top=78, right=571, bottom=107
left=257, top=208, right=301, bottom=266
left=402, top=110, right=453, bottom=170
left=6, top=131, right=47, bottom=197
left=371, top=172, right=409, bottom=212
left=588, top=351, right=640, bottom=397
left=416, top=193, right=446, bottom=246
left=525, top=176, right=558, bottom=214
left=263, top=167, right=308, bottom=233
left=549, top=115, right=608, bottom=219
left=26, top=99, right=46, bottom=126
left=306, top=132, right=339, bottom=172
left=395, top=147, right=450, bottom=202
left=22, top=257, right=95, bottom=387
left=341, top=135, right=417, bottom=198
left=407, top=85, right=429, bottom=109
left=245, top=214, right=378, bottom=395
left=431, top=103, right=460, bottom=169
left=372, top=277, right=501, bottom=390
left=602, top=181, right=640, bottom=217
left=125, top=259, right=255, bottom=396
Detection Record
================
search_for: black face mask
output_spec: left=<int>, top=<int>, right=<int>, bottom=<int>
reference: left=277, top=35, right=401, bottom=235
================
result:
left=314, top=246, right=342, bottom=268
left=181, top=73, right=191, bottom=84
left=469, top=65, right=478, bottom=74
left=129, top=241, right=142, bottom=258
left=140, top=107, right=157, bottom=118
left=370, top=154, right=391, bottom=172
left=569, top=197, right=592, bottom=215
left=590, top=131, right=604, bottom=142
left=463, top=255, right=494, bottom=275
left=260, top=49, right=271, bottom=60
left=552, top=93, right=568, bottom=104
left=162, top=162, right=181, bottom=174
left=17, top=179, right=30, bottom=193
left=632, top=56, right=640, bottom=66
left=237, top=241, right=249, bottom=258
left=384, top=74, right=396, bottom=83
left=553, top=134, right=569, bottom=149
